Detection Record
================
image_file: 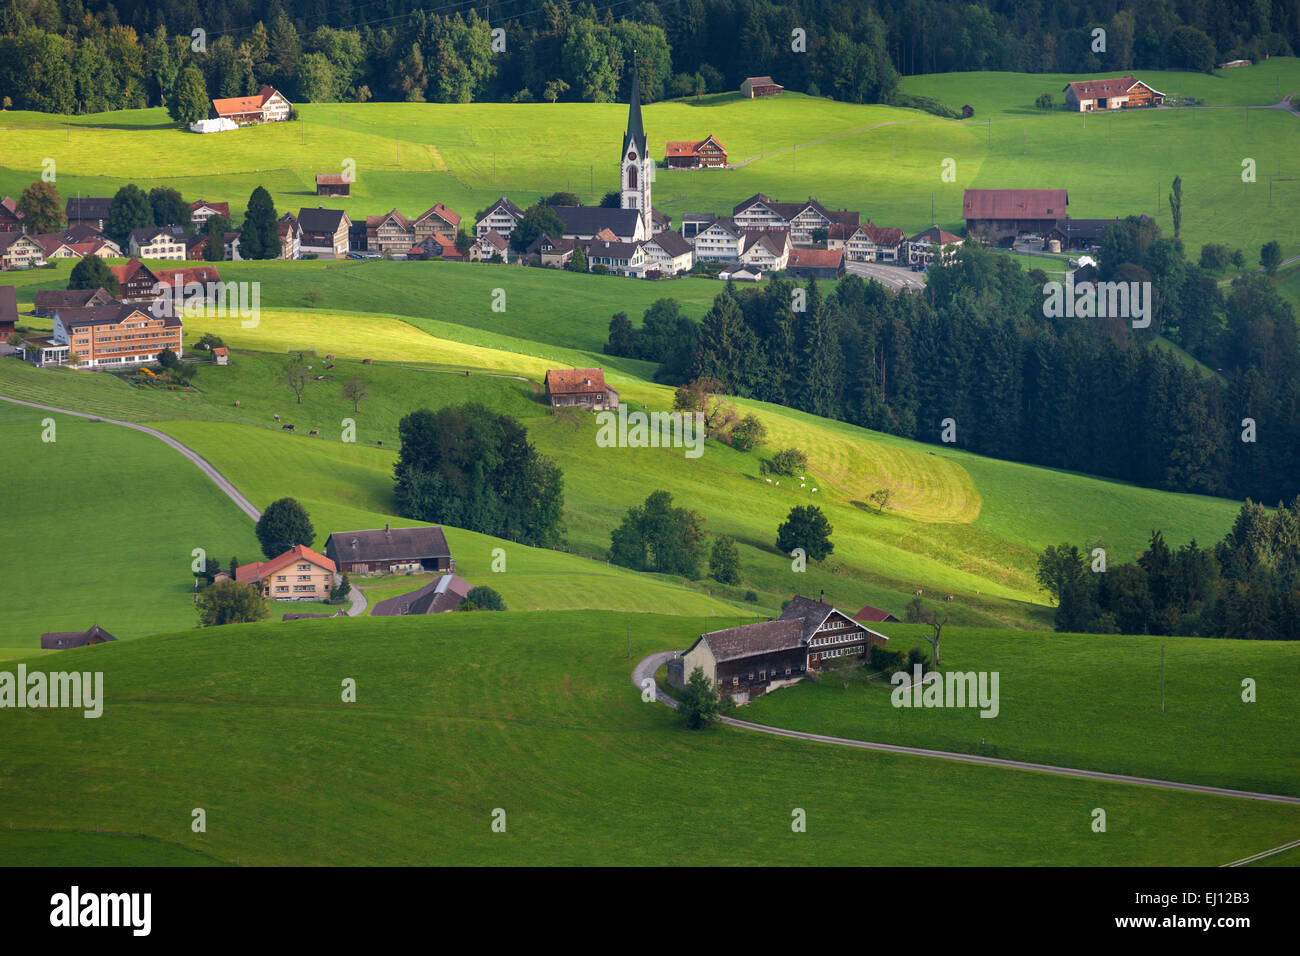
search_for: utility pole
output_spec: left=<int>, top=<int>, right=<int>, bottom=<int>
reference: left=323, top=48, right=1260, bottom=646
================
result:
left=1160, top=645, right=1165, bottom=712
left=626, top=618, right=630, bottom=659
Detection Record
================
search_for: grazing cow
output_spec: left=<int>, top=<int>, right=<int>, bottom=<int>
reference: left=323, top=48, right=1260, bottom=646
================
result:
left=324, top=364, right=334, bottom=370
left=362, top=358, right=373, bottom=365
left=376, top=440, right=383, bottom=446
left=325, top=354, right=334, bottom=361
left=309, top=429, right=319, bottom=436
left=914, top=589, right=923, bottom=595
left=234, top=400, right=240, bottom=407
left=282, top=423, right=295, bottom=431
left=945, top=594, right=954, bottom=601
left=273, top=414, right=280, bottom=422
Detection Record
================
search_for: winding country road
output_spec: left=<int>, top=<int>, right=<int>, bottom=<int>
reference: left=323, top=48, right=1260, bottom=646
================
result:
left=2, top=395, right=370, bottom=616
left=632, top=652, right=1300, bottom=807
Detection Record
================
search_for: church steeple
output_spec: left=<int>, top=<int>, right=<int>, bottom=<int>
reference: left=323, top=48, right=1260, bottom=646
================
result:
left=620, top=52, right=652, bottom=237
left=622, top=55, right=647, bottom=157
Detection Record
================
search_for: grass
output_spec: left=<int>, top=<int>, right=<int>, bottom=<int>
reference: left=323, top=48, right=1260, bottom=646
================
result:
left=1, top=610, right=1297, bottom=866
left=741, top=623, right=1300, bottom=798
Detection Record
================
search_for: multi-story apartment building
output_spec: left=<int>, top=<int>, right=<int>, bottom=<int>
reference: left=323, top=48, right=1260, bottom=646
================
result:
left=51, top=303, right=182, bottom=368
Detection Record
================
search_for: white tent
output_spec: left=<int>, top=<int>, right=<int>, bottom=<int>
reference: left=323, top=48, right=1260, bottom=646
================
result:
left=189, top=117, right=238, bottom=134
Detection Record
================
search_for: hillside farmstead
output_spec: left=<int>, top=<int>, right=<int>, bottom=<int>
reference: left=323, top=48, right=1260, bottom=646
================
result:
left=236, top=545, right=337, bottom=601
left=544, top=368, right=619, bottom=410
left=665, top=135, right=728, bottom=168
left=963, top=188, right=1068, bottom=243
left=668, top=595, right=889, bottom=704
left=1062, top=76, right=1164, bottom=111
left=211, top=86, right=292, bottom=124
left=740, top=76, right=784, bottom=98
left=325, top=525, right=455, bottom=576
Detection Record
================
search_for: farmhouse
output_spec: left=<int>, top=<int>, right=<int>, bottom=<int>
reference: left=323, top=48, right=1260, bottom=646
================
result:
left=582, top=239, right=645, bottom=275
left=278, top=213, right=302, bottom=259
left=296, top=207, right=352, bottom=258
left=40, top=624, right=117, bottom=650
left=109, top=259, right=162, bottom=301
left=731, top=194, right=859, bottom=246
left=371, top=574, right=474, bottom=616
left=211, top=86, right=292, bottom=124
left=907, top=226, right=964, bottom=267
left=1062, top=76, right=1163, bottom=111
left=189, top=200, right=229, bottom=226
left=475, top=229, right=510, bottom=262
left=65, top=197, right=112, bottom=231
left=34, top=231, right=119, bottom=261
left=786, top=247, right=844, bottom=279
left=0, top=233, right=46, bottom=270
left=544, top=368, right=619, bottom=410
left=128, top=226, right=189, bottom=260
left=690, top=216, right=745, bottom=262
left=412, top=204, right=461, bottom=242
left=835, top=221, right=907, bottom=263
left=367, top=209, right=415, bottom=255
left=0, top=196, right=24, bottom=233
left=476, top=197, right=524, bottom=240
left=665, top=135, right=728, bottom=168
left=740, top=76, right=784, bottom=98
left=669, top=594, right=888, bottom=704
left=410, top=233, right=465, bottom=260
left=738, top=231, right=790, bottom=272
left=0, top=285, right=16, bottom=336
left=236, top=545, right=337, bottom=601
left=315, top=174, right=351, bottom=197
left=51, top=302, right=182, bottom=368
left=640, top=230, right=695, bottom=276
left=528, top=233, right=576, bottom=269
left=325, top=525, right=455, bottom=576
left=33, top=287, right=114, bottom=318
left=963, top=188, right=1068, bottom=242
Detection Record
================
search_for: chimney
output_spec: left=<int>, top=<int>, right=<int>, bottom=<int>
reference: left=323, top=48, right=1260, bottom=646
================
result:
left=819, top=589, right=825, bottom=603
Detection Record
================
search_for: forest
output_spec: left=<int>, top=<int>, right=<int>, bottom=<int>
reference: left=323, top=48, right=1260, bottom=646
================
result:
left=1, top=0, right=1296, bottom=114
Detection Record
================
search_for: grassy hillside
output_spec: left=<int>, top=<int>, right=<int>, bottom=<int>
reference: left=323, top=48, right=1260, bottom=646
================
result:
left=740, top=623, right=1300, bottom=797
left=2, top=611, right=1297, bottom=866
left=2, top=61, right=1297, bottom=256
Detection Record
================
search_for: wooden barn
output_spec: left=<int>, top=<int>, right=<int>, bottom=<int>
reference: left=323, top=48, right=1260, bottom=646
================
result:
left=1062, top=76, right=1164, bottom=112
left=316, top=174, right=351, bottom=197
left=544, top=368, right=619, bottom=410
left=740, top=76, right=784, bottom=98
left=963, top=188, right=1068, bottom=243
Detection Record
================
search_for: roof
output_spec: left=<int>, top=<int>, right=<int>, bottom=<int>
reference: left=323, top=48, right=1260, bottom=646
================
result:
left=0, top=285, right=16, bottom=324
left=700, top=216, right=744, bottom=238
left=415, top=203, right=461, bottom=227
left=155, top=265, right=222, bottom=287
left=129, top=225, right=187, bottom=245
left=552, top=206, right=643, bottom=239
left=211, top=346, right=229, bottom=356
left=0, top=196, right=23, bottom=220
left=788, top=248, right=844, bottom=269
left=480, top=197, right=524, bottom=222
left=315, top=174, right=350, bottom=186
left=744, top=76, right=782, bottom=87
left=65, top=197, right=112, bottom=220
left=1063, top=76, right=1162, bottom=98
left=545, top=368, right=608, bottom=396
left=582, top=239, right=642, bottom=260
left=527, top=233, right=575, bottom=255
left=0, top=233, right=44, bottom=254
left=963, top=188, right=1068, bottom=220
left=109, top=258, right=157, bottom=283
left=909, top=226, right=964, bottom=245
left=235, top=544, right=336, bottom=584
left=367, top=209, right=412, bottom=230
left=853, top=604, right=900, bottom=623
left=57, top=302, right=179, bottom=330
left=34, top=288, right=112, bottom=312
left=40, top=624, right=117, bottom=649
left=297, top=207, right=348, bottom=232
left=479, top=229, right=508, bottom=251
left=861, top=221, right=907, bottom=246
left=190, top=200, right=229, bottom=216
left=742, top=231, right=787, bottom=256
left=212, top=87, right=284, bottom=117
left=371, top=574, right=474, bottom=615
left=327, top=526, right=452, bottom=564
left=778, top=594, right=839, bottom=642
left=697, top=619, right=805, bottom=662
left=646, top=231, right=693, bottom=257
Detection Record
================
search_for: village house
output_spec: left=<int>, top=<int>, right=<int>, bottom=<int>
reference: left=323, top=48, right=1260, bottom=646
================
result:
left=371, top=574, right=474, bottom=616
left=296, top=207, right=352, bottom=259
left=0, top=197, right=25, bottom=233
left=33, top=287, right=115, bottom=318
left=0, top=285, right=17, bottom=337
left=40, top=624, right=117, bottom=650
left=690, top=216, right=746, bottom=262
left=409, top=233, right=465, bottom=261
left=189, top=200, right=229, bottom=227
left=223, top=231, right=242, bottom=261
left=963, top=188, right=1068, bottom=243
left=366, top=209, right=415, bottom=255
left=211, top=86, right=292, bottom=124
left=544, top=368, right=619, bottom=410
left=34, top=230, right=120, bottom=261
left=109, top=259, right=223, bottom=305
left=665, top=134, right=728, bottom=168
left=64, top=197, right=112, bottom=231
left=835, top=221, right=907, bottom=263
left=582, top=239, right=646, bottom=275
left=412, top=204, right=461, bottom=243
left=325, top=525, right=455, bottom=576
left=907, top=226, right=964, bottom=267
left=669, top=594, right=888, bottom=704
left=278, top=213, right=302, bottom=259
left=476, top=230, right=510, bottom=262
left=740, top=76, right=784, bottom=98
left=476, top=197, right=525, bottom=240
left=236, top=544, right=337, bottom=601
left=0, top=232, right=46, bottom=270
left=640, top=230, right=694, bottom=276
left=315, top=174, right=351, bottom=197
left=1062, top=76, right=1164, bottom=111
left=786, top=247, right=845, bottom=279
left=731, top=194, right=860, bottom=246
left=738, top=231, right=790, bottom=272
left=528, top=233, right=576, bottom=269
left=50, top=301, right=182, bottom=368
left=128, top=225, right=189, bottom=260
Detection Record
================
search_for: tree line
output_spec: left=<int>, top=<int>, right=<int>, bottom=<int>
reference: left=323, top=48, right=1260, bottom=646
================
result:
left=3, top=0, right=1294, bottom=115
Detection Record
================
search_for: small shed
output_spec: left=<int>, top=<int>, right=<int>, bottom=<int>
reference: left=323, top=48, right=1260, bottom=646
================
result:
left=316, top=174, right=351, bottom=197
left=211, top=346, right=229, bottom=365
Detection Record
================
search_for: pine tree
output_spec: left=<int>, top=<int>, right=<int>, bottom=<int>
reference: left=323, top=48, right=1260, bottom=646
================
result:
left=240, top=186, right=279, bottom=260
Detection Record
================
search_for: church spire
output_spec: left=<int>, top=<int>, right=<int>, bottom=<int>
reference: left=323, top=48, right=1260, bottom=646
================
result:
left=622, top=52, right=647, bottom=157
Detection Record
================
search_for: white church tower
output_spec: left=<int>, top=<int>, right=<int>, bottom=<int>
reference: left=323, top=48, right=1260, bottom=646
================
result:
left=621, top=57, right=652, bottom=235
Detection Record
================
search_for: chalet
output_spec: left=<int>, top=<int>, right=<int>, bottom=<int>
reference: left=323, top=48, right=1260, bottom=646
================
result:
left=640, top=230, right=694, bottom=276
left=371, top=574, right=474, bottom=616
left=33, top=287, right=114, bottom=318
left=211, top=86, right=292, bottom=124
left=316, top=173, right=351, bottom=197
left=412, top=204, right=461, bottom=243
left=65, top=197, right=112, bottom=230
left=367, top=209, right=415, bottom=255
left=128, top=225, right=188, bottom=260
left=731, top=194, right=859, bottom=246
left=665, top=134, right=728, bottom=168
left=278, top=213, right=302, bottom=259
left=236, top=544, right=337, bottom=601
left=109, top=259, right=162, bottom=301
left=34, top=231, right=119, bottom=261
left=0, top=233, right=45, bottom=270
left=476, top=229, right=510, bottom=262
left=835, top=221, right=906, bottom=263
left=854, top=604, right=901, bottom=624
left=0, top=285, right=17, bottom=336
left=528, top=233, right=576, bottom=269
left=189, top=200, right=229, bottom=227
left=223, top=231, right=242, bottom=261
left=553, top=206, right=647, bottom=244
left=738, top=231, right=790, bottom=273
left=740, top=76, right=784, bottom=98
left=963, top=188, right=1068, bottom=243
left=51, top=302, right=182, bottom=368
left=786, top=247, right=844, bottom=279
left=544, top=368, right=619, bottom=410
left=1062, top=76, right=1163, bottom=112
left=40, top=624, right=117, bottom=650
left=296, top=207, right=352, bottom=259
left=907, top=226, right=964, bottom=267
left=476, top=197, right=524, bottom=240
left=668, top=594, right=888, bottom=704
left=691, top=216, right=745, bottom=262
left=185, top=233, right=210, bottom=259
left=33, top=235, right=82, bottom=260
left=325, top=524, right=455, bottom=576
left=0, top=197, right=24, bottom=233
left=582, top=238, right=646, bottom=275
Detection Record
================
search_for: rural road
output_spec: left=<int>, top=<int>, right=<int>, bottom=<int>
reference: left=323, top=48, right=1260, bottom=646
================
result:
left=2, top=394, right=371, bottom=617
left=632, top=652, right=1300, bottom=807
left=845, top=260, right=926, bottom=291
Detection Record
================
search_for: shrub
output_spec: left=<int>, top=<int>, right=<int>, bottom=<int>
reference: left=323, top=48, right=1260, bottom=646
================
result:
left=744, top=590, right=758, bottom=603
left=461, top=585, right=506, bottom=611
left=1035, top=92, right=1054, bottom=109
left=761, top=447, right=808, bottom=477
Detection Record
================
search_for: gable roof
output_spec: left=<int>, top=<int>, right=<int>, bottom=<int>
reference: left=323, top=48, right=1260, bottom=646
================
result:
left=235, top=544, right=336, bottom=584
left=129, top=225, right=188, bottom=245
left=65, top=197, right=112, bottom=220
left=552, top=205, right=643, bottom=239
left=962, top=188, right=1068, bottom=220
left=56, top=302, right=177, bottom=330
left=315, top=173, right=350, bottom=186
left=480, top=197, right=524, bottom=222
left=742, top=231, right=788, bottom=256
left=479, top=229, right=508, bottom=251
left=582, top=239, right=642, bottom=260
left=109, top=258, right=158, bottom=284
left=212, top=86, right=284, bottom=117
left=698, top=618, right=805, bottom=662
left=1063, top=76, right=1162, bottom=99
left=297, top=207, right=348, bottom=232
left=853, top=604, right=901, bottom=623
left=909, top=226, right=963, bottom=245
left=545, top=368, right=608, bottom=396
left=327, top=526, right=452, bottom=563
left=39, top=624, right=117, bottom=649
left=0, top=196, right=23, bottom=221
left=778, top=594, right=839, bottom=641
left=414, top=203, right=461, bottom=228
left=744, top=76, right=781, bottom=87
left=646, top=230, right=693, bottom=257
left=700, top=216, right=744, bottom=238
left=189, top=200, right=229, bottom=217
left=154, top=264, right=222, bottom=288
left=34, top=288, right=113, bottom=312
left=861, top=221, right=907, bottom=246
left=372, top=574, right=474, bottom=616
left=527, top=233, right=575, bottom=255
left=788, top=248, right=843, bottom=269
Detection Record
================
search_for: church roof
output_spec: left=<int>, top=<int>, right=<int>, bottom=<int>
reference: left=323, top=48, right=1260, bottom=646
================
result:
left=622, top=59, right=648, bottom=158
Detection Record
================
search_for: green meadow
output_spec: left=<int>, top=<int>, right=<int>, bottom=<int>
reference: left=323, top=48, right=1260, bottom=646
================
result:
left=1, top=611, right=1296, bottom=866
